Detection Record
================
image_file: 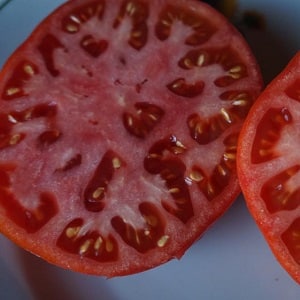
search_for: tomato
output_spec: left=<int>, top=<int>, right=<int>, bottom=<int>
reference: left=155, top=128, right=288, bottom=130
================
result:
left=237, top=52, right=300, bottom=284
left=0, top=0, right=262, bottom=277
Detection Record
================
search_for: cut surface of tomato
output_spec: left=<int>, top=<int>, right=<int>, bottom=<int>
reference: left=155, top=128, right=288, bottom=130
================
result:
left=0, top=0, right=262, bottom=277
left=237, top=52, right=300, bottom=284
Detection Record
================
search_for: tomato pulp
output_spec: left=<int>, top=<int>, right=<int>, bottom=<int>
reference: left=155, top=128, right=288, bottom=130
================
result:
left=0, top=0, right=262, bottom=276
left=237, top=52, right=300, bottom=284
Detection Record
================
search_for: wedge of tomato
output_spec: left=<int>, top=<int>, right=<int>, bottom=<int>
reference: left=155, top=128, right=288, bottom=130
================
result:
left=0, top=0, right=262, bottom=277
left=237, top=52, right=300, bottom=284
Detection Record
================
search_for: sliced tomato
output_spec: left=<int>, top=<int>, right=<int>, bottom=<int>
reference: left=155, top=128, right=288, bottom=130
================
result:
left=237, top=52, right=300, bottom=284
left=0, top=0, right=262, bottom=277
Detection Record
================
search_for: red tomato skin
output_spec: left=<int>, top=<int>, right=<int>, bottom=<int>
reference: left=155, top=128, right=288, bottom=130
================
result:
left=0, top=0, right=262, bottom=277
left=237, top=52, right=300, bottom=284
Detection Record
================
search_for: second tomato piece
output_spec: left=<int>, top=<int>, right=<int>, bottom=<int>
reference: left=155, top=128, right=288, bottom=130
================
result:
left=238, top=52, right=300, bottom=284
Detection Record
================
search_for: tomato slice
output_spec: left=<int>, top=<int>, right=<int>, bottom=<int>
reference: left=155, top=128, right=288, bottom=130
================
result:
left=0, top=0, right=262, bottom=277
left=237, top=52, right=300, bottom=284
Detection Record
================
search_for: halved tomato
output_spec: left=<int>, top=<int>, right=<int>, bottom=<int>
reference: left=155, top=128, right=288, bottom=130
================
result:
left=237, top=52, right=300, bottom=284
left=0, top=0, right=262, bottom=277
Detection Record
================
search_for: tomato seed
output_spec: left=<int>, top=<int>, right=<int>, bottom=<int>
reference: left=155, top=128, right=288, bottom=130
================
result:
left=66, top=226, right=81, bottom=238
left=232, top=99, right=248, bottom=107
left=217, top=164, right=228, bottom=177
left=79, top=239, right=92, bottom=255
left=112, top=157, right=121, bottom=169
left=92, top=187, right=105, bottom=199
left=65, top=23, right=79, bottom=33
left=132, top=30, right=142, bottom=38
left=105, top=239, right=114, bottom=252
left=220, top=108, right=232, bottom=124
left=144, top=214, right=158, bottom=227
left=157, top=235, right=169, bottom=248
left=94, top=237, right=103, bottom=250
left=169, top=187, right=180, bottom=194
left=161, top=18, right=171, bottom=27
left=7, top=115, right=17, bottom=124
left=69, top=14, right=81, bottom=24
left=6, top=87, right=21, bottom=97
left=126, top=2, right=136, bottom=16
left=190, top=170, right=204, bottom=182
left=23, top=64, right=36, bottom=76
left=197, top=54, right=206, bottom=67
left=229, top=65, right=242, bottom=78
left=183, top=58, right=194, bottom=69
left=223, top=151, right=236, bottom=161
left=8, top=134, right=21, bottom=146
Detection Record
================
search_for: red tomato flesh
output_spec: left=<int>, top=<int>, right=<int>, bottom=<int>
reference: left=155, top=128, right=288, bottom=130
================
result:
left=0, top=0, right=262, bottom=276
left=237, top=52, right=300, bottom=284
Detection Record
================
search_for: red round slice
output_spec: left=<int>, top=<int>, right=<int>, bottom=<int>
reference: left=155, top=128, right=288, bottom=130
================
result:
left=237, top=52, right=300, bottom=284
left=0, top=0, right=262, bottom=276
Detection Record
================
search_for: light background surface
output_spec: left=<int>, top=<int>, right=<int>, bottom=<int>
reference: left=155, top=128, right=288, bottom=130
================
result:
left=0, top=0, right=300, bottom=299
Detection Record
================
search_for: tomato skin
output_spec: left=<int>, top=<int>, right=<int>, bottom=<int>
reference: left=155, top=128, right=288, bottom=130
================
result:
left=0, top=0, right=262, bottom=277
left=237, top=52, right=300, bottom=284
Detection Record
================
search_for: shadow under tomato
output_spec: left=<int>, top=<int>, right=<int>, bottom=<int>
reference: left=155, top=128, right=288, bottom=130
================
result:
left=16, top=248, right=119, bottom=300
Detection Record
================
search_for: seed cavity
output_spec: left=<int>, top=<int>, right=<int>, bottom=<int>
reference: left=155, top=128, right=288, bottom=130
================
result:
left=190, top=133, right=238, bottom=201
left=111, top=202, right=167, bottom=253
left=123, top=102, right=164, bottom=139
left=84, top=151, right=123, bottom=212
left=155, top=5, right=215, bottom=45
left=261, top=165, right=300, bottom=213
left=80, top=35, right=108, bottom=58
left=144, top=136, right=194, bottom=223
left=62, top=1, right=105, bottom=33
left=113, top=0, right=149, bottom=50
left=38, top=129, right=61, bottom=147
left=57, top=218, right=118, bottom=262
left=251, top=108, right=292, bottom=164
left=167, top=78, right=204, bottom=98
left=0, top=189, right=58, bottom=233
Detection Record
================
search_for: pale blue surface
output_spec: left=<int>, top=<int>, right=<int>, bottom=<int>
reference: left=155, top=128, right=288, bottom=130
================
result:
left=0, top=1, right=300, bottom=299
